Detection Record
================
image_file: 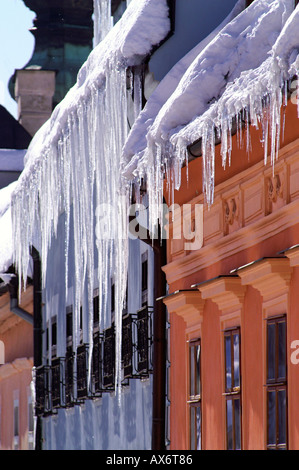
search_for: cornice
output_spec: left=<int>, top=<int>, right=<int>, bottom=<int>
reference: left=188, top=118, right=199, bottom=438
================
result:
left=0, top=357, right=33, bottom=380
left=163, top=290, right=204, bottom=328
left=196, top=276, right=245, bottom=317
left=237, top=257, right=292, bottom=301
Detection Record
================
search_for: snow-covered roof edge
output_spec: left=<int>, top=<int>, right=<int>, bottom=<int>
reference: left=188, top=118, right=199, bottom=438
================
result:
left=122, top=0, right=299, bottom=207
left=17, top=0, right=171, bottom=181
left=121, top=0, right=247, bottom=172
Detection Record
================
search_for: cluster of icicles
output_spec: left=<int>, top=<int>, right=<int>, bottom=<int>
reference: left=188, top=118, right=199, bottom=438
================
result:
left=12, top=49, right=136, bottom=405
left=11, top=8, right=299, bottom=399
left=134, top=56, right=299, bottom=216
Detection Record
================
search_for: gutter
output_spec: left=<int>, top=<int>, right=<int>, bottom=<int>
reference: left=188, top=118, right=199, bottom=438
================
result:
left=129, top=207, right=167, bottom=451
left=6, top=275, right=33, bottom=325
left=30, top=246, right=43, bottom=451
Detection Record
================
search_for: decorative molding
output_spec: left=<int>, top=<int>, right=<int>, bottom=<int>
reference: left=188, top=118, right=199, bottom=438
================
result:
left=163, top=137, right=299, bottom=287
left=237, top=257, right=292, bottom=301
left=0, top=357, right=33, bottom=380
left=197, top=276, right=246, bottom=318
left=163, top=290, right=204, bottom=330
left=284, top=245, right=299, bottom=267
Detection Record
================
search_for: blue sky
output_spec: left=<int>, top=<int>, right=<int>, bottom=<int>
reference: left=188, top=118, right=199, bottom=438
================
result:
left=0, top=0, right=35, bottom=117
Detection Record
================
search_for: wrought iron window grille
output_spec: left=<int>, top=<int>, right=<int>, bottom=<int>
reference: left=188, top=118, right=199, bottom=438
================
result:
left=51, top=357, right=64, bottom=411
left=76, top=343, right=90, bottom=400
left=136, top=305, right=153, bottom=376
left=64, top=347, right=75, bottom=407
left=120, top=306, right=154, bottom=383
left=91, top=331, right=104, bottom=396
left=35, top=365, right=51, bottom=417
left=103, top=325, right=115, bottom=390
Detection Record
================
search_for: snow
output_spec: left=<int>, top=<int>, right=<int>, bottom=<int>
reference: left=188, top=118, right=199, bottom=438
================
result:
left=0, top=181, right=17, bottom=274
left=122, top=0, right=247, bottom=171
left=11, top=0, right=299, bottom=398
left=123, top=0, right=299, bottom=212
left=0, top=149, right=26, bottom=172
left=11, top=0, right=171, bottom=396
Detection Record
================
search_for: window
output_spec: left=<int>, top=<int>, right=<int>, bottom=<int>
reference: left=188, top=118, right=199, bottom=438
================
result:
left=65, top=306, right=74, bottom=406
left=266, top=315, right=287, bottom=450
left=224, top=328, right=241, bottom=450
left=93, top=289, right=100, bottom=329
left=77, top=343, right=89, bottom=399
left=122, top=314, right=133, bottom=379
left=51, top=317, right=57, bottom=358
left=28, top=395, right=34, bottom=450
left=0, top=340, right=4, bottom=364
left=103, top=325, right=115, bottom=389
left=66, top=306, right=73, bottom=348
left=111, top=278, right=115, bottom=323
left=13, top=398, right=19, bottom=450
left=188, top=339, right=201, bottom=450
left=141, top=252, right=148, bottom=306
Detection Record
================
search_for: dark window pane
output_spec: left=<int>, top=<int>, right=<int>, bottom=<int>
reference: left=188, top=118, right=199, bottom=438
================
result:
left=267, top=391, right=276, bottom=446
left=66, top=311, right=73, bottom=338
left=190, top=406, right=196, bottom=450
left=196, top=344, right=201, bottom=396
left=278, top=389, right=287, bottom=445
left=190, top=346, right=195, bottom=396
left=111, top=282, right=115, bottom=313
left=52, top=321, right=57, bottom=347
left=234, top=398, right=241, bottom=450
left=14, top=404, right=19, bottom=436
left=190, top=405, right=201, bottom=450
left=233, top=333, right=240, bottom=388
left=225, top=335, right=232, bottom=390
left=278, top=321, right=286, bottom=380
left=267, top=323, right=275, bottom=381
left=226, top=399, right=233, bottom=450
left=93, top=295, right=99, bottom=325
left=196, top=406, right=201, bottom=450
left=142, top=259, right=148, bottom=292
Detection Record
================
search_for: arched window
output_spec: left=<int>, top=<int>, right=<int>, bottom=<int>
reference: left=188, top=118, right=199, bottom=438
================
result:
left=0, top=340, right=4, bottom=364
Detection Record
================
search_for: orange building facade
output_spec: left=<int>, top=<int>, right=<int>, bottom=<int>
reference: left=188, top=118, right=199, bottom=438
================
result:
left=0, top=287, right=34, bottom=450
left=163, top=98, right=299, bottom=450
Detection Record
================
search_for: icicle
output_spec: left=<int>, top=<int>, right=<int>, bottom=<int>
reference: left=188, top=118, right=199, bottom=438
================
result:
left=93, top=0, right=112, bottom=47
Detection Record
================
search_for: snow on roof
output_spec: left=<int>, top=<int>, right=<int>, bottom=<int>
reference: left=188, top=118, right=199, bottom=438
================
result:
left=123, top=0, right=299, bottom=203
left=0, top=149, right=26, bottom=172
left=122, top=0, right=247, bottom=172
left=10, top=0, right=172, bottom=392
left=19, top=0, right=170, bottom=175
left=0, top=181, right=17, bottom=273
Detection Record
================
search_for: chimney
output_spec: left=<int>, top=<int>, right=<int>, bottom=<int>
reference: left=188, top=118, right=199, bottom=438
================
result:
left=15, top=69, right=55, bottom=137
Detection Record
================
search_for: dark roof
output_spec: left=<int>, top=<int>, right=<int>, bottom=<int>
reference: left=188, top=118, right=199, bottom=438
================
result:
left=0, top=105, right=32, bottom=150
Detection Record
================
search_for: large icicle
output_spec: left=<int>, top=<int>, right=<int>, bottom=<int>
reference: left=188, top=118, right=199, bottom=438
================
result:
left=93, top=0, right=112, bottom=47
left=11, top=0, right=171, bottom=397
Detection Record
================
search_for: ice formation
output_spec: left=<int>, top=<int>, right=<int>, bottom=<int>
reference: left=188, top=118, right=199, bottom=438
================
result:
left=93, top=0, right=112, bottom=46
left=11, top=0, right=299, bottom=396
left=123, top=0, right=299, bottom=217
left=11, top=0, right=170, bottom=394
